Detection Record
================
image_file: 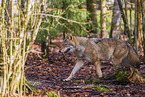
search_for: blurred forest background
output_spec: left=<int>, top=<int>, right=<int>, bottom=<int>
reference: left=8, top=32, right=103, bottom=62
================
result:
left=0, top=0, right=145, bottom=96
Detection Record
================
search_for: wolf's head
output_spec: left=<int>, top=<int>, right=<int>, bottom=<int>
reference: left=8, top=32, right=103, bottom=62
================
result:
left=59, top=34, right=76, bottom=53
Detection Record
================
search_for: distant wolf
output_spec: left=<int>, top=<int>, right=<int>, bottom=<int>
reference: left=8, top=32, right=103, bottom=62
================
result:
left=59, top=35, right=140, bottom=81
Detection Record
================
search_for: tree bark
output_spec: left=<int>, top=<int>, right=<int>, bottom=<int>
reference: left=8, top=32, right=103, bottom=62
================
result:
left=62, top=0, right=67, bottom=39
left=110, top=0, right=121, bottom=38
left=86, top=0, right=98, bottom=33
left=117, top=0, right=131, bottom=42
left=100, top=0, right=107, bottom=38
left=134, top=0, right=138, bottom=54
left=130, top=0, right=133, bottom=34
left=137, top=0, right=142, bottom=48
left=141, top=0, right=145, bottom=60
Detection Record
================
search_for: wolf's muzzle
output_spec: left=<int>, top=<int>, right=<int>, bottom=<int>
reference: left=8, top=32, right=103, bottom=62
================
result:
left=59, top=48, right=70, bottom=53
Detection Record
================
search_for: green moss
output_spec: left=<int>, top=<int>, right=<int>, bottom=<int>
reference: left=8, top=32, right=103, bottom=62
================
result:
left=46, top=91, right=58, bottom=97
left=86, top=84, right=110, bottom=92
left=116, top=71, right=125, bottom=80
left=86, top=84, right=96, bottom=88
left=96, top=85, right=110, bottom=92
left=92, top=78, right=100, bottom=83
left=75, top=80, right=82, bottom=83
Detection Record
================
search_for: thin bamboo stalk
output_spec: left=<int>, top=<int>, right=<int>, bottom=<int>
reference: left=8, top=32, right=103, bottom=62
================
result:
left=2, top=0, right=7, bottom=96
left=134, top=0, right=138, bottom=54
left=9, top=0, right=13, bottom=95
left=0, top=0, right=43, bottom=96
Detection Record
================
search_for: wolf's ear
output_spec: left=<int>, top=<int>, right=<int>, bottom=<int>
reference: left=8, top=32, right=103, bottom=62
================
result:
left=65, top=33, right=68, bottom=38
left=69, top=35, right=73, bottom=40
left=69, top=35, right=76, bottom=44
left=65, top=33, right=72, bottom=39
left=69, top=34, right=76, bottom=40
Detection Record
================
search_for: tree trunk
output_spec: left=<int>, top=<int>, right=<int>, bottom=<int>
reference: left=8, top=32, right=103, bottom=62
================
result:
left=137, top=0, right=142, bottom=48
left=86, top=0, right=98, bottom=33
left=130, top=0, right=133, bottom=34
left=124, top=0, right=129, bottom=35
left=124, top=0, right=128, bottom=23
left=61, top=0, right=68, bottom=39
left=40, top=35, right=50, bottom=58
left=110, top=0, right=121, bottom=38
left=40, top=0, right=49, bottom=58
left=141, top=0, right=145, bottom=60
left=117, top=0, right=131, bottom=42
left=100, top=0, right=107, bottom=38
left=134, top=0, right=138, bottom=54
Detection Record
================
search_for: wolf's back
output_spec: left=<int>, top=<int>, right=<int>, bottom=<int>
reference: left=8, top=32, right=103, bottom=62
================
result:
left=127, top=43, right=140, bottom=69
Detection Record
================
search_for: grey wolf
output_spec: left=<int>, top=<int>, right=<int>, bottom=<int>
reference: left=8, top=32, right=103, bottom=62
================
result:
left=59, top=35, right=140, bottom=81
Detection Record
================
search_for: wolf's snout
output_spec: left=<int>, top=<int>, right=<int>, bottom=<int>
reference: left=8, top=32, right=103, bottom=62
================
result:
left=59, top=48, right=71, bottom=53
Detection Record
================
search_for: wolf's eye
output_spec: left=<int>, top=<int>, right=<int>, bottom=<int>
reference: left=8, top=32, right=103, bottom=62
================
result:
left=64, top=42, right=74, bottom=47
left=65, top=43, right=71, bottom=46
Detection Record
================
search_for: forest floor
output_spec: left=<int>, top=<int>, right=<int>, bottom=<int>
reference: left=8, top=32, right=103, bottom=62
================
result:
left=25, top=38, right=145, bottom=97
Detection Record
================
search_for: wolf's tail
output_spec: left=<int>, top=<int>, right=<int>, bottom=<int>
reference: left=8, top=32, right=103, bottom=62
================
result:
left=127, top=43, right=140, bottom=69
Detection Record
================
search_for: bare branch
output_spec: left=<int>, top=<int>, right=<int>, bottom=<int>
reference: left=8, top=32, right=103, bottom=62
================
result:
left=38, top=13, right=89, bottom=25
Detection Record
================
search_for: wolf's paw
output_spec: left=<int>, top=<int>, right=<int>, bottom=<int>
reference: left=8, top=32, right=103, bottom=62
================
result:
left=98, top=73, right=102, bottom=78
left=63, top=78, right=71, bottom=81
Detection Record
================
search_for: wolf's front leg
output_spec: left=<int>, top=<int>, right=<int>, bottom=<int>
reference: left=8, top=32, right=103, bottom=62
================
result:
left=94, top=61, right=102, bottom=78
left=63, top=60, right=84, bottom=81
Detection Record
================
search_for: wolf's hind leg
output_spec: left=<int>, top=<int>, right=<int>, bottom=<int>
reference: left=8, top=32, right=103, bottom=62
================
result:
left=112, top=46, right=128, bottom=69
left=63, top=60, right=84, bottom=81
left=94, top=61, right=102, bottom=78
